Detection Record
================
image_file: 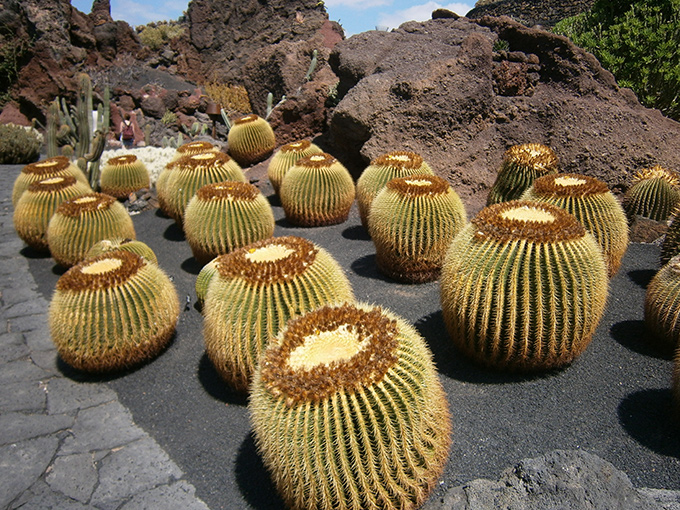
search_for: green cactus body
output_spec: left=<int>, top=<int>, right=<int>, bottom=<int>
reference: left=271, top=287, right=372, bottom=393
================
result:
left=159, top=151, right=246, bottom=226
left=623, top=165, right=680, bottom=222
left=440, top=201, right=608, bottom=371
left=268, top=140, right=323, bottom=195
left=280, top=153, right=356, bottom=227
left=487, top=143, right=559, bottom=205
left=227, top=114, right=276, bottom=166
left=85, top=238, right=158, bottom=265
left=184, top=181, right=275, bottom=264
left=171, top=141, right=220, bottom=162
left=644, top=255, right=680, bottom=355
left=47, top=193, right=136, bottom=268
left=13, top=176, right=92, bottom=251
left=661, top=209, right=680, bottom=266
left=203, top=236, right=354, bottom=392
left=249, top=302, right=452, bottom=510
left=100, top=154, right=150, bottom=199
left=521, top=173, right=629, bottom=277
left=368, top=174, right=467, bottom=283
left=13, top=156, right=90, bottom=206
left=357, top=151, right=434, bottom=228
left=49, top=250, right=179, bottom=372
left=195, top=257, right=219, bottom=308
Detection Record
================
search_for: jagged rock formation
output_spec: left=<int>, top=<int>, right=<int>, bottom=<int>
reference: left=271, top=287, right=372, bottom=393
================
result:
left=468, top=0, right=595, bottom=27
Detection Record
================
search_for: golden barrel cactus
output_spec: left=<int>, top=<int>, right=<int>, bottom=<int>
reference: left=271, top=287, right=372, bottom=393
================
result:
left=661, top=209, right=680, bottom=266
left=85, top=238, right=158, bottom=265
left=440, top=201, right=608, bottom=371
left=100, top=154, right=150, bottom=199
left=227, top=114, right=276, bottom=166
left=49, top=250, right=179, bottom=372
left=172, top=140, right=220, bottom=162
left=368, top=174, right=467, bottom=283
left=249, top=302, right=452, bottom=510
left=267, top=139, right=323, bottom=195
left=644, top=254, right=680, bottom=355
left=623, top=165, right=680, bottom=222
left=195, top=257, right=219, bottom=308
left=279, top=153, right=356, bottom=227
left=203, top=236, right=354, bottom=392
left=13, top=156, right=89, bottom=206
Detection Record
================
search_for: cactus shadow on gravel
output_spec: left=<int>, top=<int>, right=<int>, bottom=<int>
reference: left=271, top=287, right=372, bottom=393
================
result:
left=628, top=268, right=657, bottom=289
left=197, top=353, right=248, bottom=407
left=350, top=254, right=392, bottom=282
left=610, top=320, right=674, bottom=360
left=19, top=246, right=50, bottom=260
left=162, top=221, right=185, bottom=242
left=342, top=224, right=370, bottom=241
left=181, top=256, right=202, bottom=275
left=235, top=431, right=285, bottom=510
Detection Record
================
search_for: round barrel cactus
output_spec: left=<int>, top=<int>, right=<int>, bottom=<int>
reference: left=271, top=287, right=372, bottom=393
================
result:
left=521, top=173, right=629, bottom=277
left=13, top=175, right=92, bottom=251
left=487, top=143, right=559, bottom=205
left=623, top=165, right=680, bottom=221
left=645, top=254, right=680, bottom=355
left=172, top=140, right=220, bottom=162
left=100, top=154, right=150, bottom=199
left=357, top=150, right=434, bottom=227
left=267, top=139, right=323, bottom=195
left=85, top=238, right=157, bottom=265
left=227, top=114, right=276, bottom=166
left=49, top=250, right=179, bottom=372
left=13, top=156, right=89, bottom=206
left=195, top=257, right=219, bottom=308
left=661, top=211, right=680, bottom=266
left=203, top=236, right=354, bottom=392
left=183, top=181, right=275, bottom=264
left=368, top=174, right=467, bottom=283
left=440, top=200, right=608, bottom=371
left=249, top=301, right=452, bottom=510
left=46, top=193, right=136, bottom=268
left=280, top=153, right=356, bottom=227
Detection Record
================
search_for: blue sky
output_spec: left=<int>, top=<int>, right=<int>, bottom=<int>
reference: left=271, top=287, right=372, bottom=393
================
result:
left=70, top=0, right=475, bottom=36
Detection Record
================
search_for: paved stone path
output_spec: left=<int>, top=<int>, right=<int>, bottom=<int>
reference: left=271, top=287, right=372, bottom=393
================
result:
left=0, top=164, right=210, bottom=509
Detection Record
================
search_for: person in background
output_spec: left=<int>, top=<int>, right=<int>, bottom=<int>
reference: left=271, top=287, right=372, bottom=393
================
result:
left=120, top=112, right=135, bottom=149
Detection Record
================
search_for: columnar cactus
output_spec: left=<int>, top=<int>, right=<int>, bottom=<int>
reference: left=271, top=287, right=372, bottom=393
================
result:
left=203, top=236, right=354, bottom=392
left=644, top=254, right=680, bottom=355
left=49, top=251, right=179, bottom=372
left=13, top=156, right=89, bottom=206
left=85, top=238, right=158, bottom=265
left=279, top=153, right=356, bottom=227
left=267, top=140, right=323, bottom=195
left=357, top=150, right=434, bottom=228
left=158, top=151, right=246, bottom=225
left=623, top=165, right=680, bottom=222
left=46, top=193, right=136, bottom=268
left=368, top=174, right=467, bottom=283
left=440, top=201, right=608, bottom=371
left=521, top=173, right=629, bottom=277
left=487, top=143, right=559, bottom=205
left=227, top=113, right=276, bottom=166
left=13, top=176, right=92, bottom=251
left=100, top=154, right=150, bottom=199
left=183, top=181, right=275, bottom=264
left=249, top=302, right=452, bottom=510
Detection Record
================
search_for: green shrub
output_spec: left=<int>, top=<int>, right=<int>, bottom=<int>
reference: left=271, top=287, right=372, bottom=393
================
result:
left=0, top=123, right=42, bottom=164
left=138, top=22, right=185, bottom=51
left=554, top=0, right=680, bottom=121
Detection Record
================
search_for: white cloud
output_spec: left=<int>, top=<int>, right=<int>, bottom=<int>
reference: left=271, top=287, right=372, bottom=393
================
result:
left=376, top=2, right=473, bottom=30
left=324, top=0, right=392, bottom=8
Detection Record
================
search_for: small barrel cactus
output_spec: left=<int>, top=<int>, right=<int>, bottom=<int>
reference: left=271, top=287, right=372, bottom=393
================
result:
left=13, top=176, right=92, bottom=251
left=279, top=153, right=356, bottom=227
left=99, top=154, right=150, bottom=199
left=368, top=174, right=467, bottom=283
left=644, top=254, right=680, bottom=355
left=183, top=181, right=275, bottom=264
left=195, top=257, right=219, bottom=308
left=203, top=236, right=354, bottom=392
left=13, top=156, right=89, bottom=206
left=46, top=193, right=136, bottom=268
left=267, top=139, right=323, bottom=195
left=172, top=140, right=220, bottom=161
left=521, top=173, right=629, bottom=277
left=227, top=113, right=276, bottom=166
left=440, top=201, right=608, bottom=371
left=158, top=151, right=246, bottom=225
left=49, top=250, right=179, bottom=372
left=357, top=150, right=434, bottom=228
left=249, top=302, right=452, bottom=510
left=85, top=238, right=157, bottom=265
left=487, top=143, right=559, bottom=205
left=623, top=165, right=680, bottom=222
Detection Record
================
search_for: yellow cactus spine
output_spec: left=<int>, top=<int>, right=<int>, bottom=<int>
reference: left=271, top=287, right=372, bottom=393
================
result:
left=227, top=114, right=276, bottom=166
left=13, top=156, right=89, bottom=206
left=644, top=254, right=680, bottom=355
left=267, top=139, right=323, bottom=195
left=623, top=165, right=680, bottom=221
left=85, top=238, right=158, bottom=265
left=100, top=154, right=150, bottom=199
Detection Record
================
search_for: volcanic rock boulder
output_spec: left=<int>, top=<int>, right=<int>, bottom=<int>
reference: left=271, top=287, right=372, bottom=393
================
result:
left=467, top=0, right=595, bottom=28
left=327, top=15, right=680, bottom=215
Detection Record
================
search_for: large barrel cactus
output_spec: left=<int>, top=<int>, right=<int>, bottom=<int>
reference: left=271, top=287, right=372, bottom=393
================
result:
left=267, top=139, right=323, bottom=195
left=440, top=201, right=609, bottom=371
left=368, top=174, right=467, bottom=283
left=487, top=143, right=559, bottom=205
left=521, top=173, right=629, bottom=277
left=645, top=254, right=680, bottom=355
left=227, top=113, right=276, bottom=166
left=249, top=302, right=452, bottom=510
left=356, top=150, right=434, bottom=228
left=99, top=154, right=150, bottom=199
left=203, top=236, right=354, bottom=392
left=49, top=250, right=179, bottom=372
left=13, top=156, right=89, bottom=206
left=623, top=165, right=680, bottom=221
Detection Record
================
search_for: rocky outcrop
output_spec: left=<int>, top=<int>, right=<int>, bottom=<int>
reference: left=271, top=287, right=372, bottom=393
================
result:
left=326, top=15, right=680, bottom=214
left=468, top=0, right=595, bottom=27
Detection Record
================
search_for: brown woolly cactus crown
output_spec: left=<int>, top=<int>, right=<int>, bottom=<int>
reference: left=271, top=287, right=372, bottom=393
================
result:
left=531, top=173, right=609, bottom=197
left=13, top=156, right=89, bottom=206
left=504, top=143, right=558, bottom=172
left=106, top=154, right=138, bottom=166
left=27, top=175, right=78, bottom=193
left=174, top=141, right=219, bottom=159
left=55, top=192, right=118, bottom=217
left=56, top=250, right=145, bottom=293
left=85, top=238, right=158, bottom=265
left=195, top=181, right=260, bottom=202
left=385, top=174, right=450, bottom=196
left=631, top=164, right=680, bottom=185
left=371, top=150, right=430, bottom=170
left=267, top=140, right=323, bottom=194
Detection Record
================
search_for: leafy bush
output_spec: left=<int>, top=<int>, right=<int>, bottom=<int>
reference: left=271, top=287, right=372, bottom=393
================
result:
left=138, top=22, right=185, bottom=51
left=203, top=82, right=252, bottom=114
left=0, top=123, right=42, bottom=164
left=554, top=0, right=680, bottom=121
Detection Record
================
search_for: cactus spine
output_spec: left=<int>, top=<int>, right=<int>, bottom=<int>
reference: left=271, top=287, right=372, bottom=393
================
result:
left=13, top=156, right=90, bottom=206
left=267, top=140, right=323, bottom=195
left=623, top=165, right=680, bottom=222
left=661, top=208, right=680, bottom=266
left=249, top=302, right=452, bottom=510
left=100, top=154, right=150, bottom=199
left=644, top=254, right=680, bottom=355
left=440, top=201, right=608, bottom=371
left=85, top=238, right=158, bottom=265
left=227, top=114, right=276, bottom=166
